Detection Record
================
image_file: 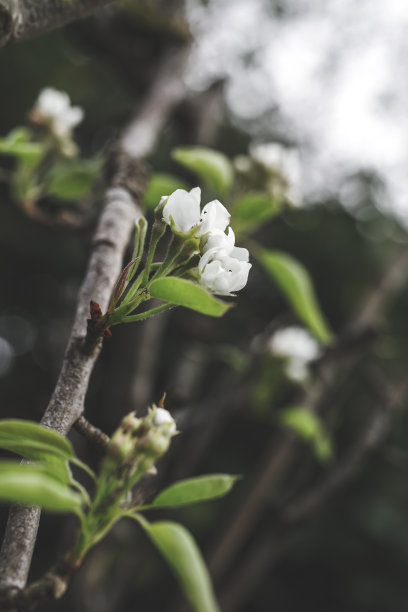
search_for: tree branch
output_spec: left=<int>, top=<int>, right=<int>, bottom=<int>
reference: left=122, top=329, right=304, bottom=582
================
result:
left=0, top=0, right=117, bottom=47
left=218, top=371, right=408, bottom=612
left=74, top=416, right=110, bottom=451
left=0, top=47, right=189, bottom=598
left=208, top=243, right=408, bottom=582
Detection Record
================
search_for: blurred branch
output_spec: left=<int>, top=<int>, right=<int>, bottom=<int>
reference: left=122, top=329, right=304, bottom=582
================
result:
left=348, top=244, right=408, bottom=333
left=219, top=370, right=408, bottom=612
left=283, top=370, right=408, bottom=524
left=208, top=242, right=408, bottom=582
left=0, top=0, right=117, bottom=47
left=0, top=47, right=189, bottom=603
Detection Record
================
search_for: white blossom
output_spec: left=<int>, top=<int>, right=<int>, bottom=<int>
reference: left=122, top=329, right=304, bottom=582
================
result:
left=162, top=187, right=201, bottom=233
left=153, top=407, right=177, bottom=435
left=197, top=199, right=230, bottom=235
left=268, top=326, right=321, bottom=382
left=199, top=254, right=251, bottom=295
left=162, top=191, right=232, bottom=236
left=250, top=142, right=302, bottom=206
left=161, top=187, right=252, bottom=294
left=34, top=88, right=84, bottom=137
left=201, top=227, right=235, bottom=254
left=199, top=227, right=250, bottom=269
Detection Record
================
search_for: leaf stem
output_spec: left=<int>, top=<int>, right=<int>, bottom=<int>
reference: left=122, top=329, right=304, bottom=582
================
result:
left=142, top=221, right=166, bottom=287
left=123, top=303, right=175, bottom=323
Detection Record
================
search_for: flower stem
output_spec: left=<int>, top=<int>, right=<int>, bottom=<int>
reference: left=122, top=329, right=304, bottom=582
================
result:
left=123, top=303, right=175, bottom=323
left=142, top=221, right=166, bottom=286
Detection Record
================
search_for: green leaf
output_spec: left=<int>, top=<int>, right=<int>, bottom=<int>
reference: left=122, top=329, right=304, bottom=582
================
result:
left=0, top=420, right=95, bottom=484
left=233, top=191, right=280, bottom=232
left=149, top=277, right=230, bottom=317
left=44, top=159, right=102, bottom=201
left=150, top=474, right=238, bottom=509
left=0, top=462, right=83, bottom=514
left=0, top=129, right=45, bottom=167
left=40, top=454, right=72, bottom=486
left=279, top=407, right=332, bottom=461
left=255, top=247, right=333, bottom=344
left=144, top=173, right=189, bottom=210
left=136, top=516, right=219, bottom=612
left=172, top=147, right=234, bottom=197
left=0, top=420, right=74, bottom=460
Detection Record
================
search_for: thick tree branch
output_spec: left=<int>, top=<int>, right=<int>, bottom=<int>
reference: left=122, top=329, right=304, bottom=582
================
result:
left=0, top=168, right=142, bottom=595
left=0, top=0, right=117, bottom=47
left=0, top=47, right=189, bottom=600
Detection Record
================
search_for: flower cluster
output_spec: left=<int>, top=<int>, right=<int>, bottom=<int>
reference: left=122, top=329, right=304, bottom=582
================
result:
left=268, top=326, right=321, bottom=381
left=161, top=187, right=251, bottom=295
left=32, top=87, right=84, bottom=139
left=100, top=406, right=178, bottom=495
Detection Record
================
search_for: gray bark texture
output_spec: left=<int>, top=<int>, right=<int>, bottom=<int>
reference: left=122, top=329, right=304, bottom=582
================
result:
left=0, top=0, right=117, bottom=46
left=0, top=46, right=188, bottom=600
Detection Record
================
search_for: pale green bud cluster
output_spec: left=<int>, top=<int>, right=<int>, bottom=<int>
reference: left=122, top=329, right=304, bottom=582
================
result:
left=95, top=406, right=177, bottom=510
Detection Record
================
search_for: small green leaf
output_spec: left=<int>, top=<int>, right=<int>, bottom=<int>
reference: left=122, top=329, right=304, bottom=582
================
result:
left=172, top=147, right=234, bottom=197
left=2, top=128, right=31, bottom=145
left=150, top=474, right=238, bottom=509
left=233, top=191, right=280, bottom=232
left=149, top=277, right=230, bottom=317
left=0, top=462, right=83, bottom=514
left=136, top=516, right=219, bottom=612
left=44, top=159, right=102, bottom=201
left=0, top=420, right=74, bottom=460
left=279, top=407, right=332, bottom=461
left=0, top=129, right=44, bottom=167
left=40, top=454, right=72, bottom=486
left=255, top=247, right=333, bottom=344
left=144, top=173, right=189, bottom=210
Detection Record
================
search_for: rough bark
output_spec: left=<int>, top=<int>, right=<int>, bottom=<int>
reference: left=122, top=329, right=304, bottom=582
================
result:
left=0, top=47, right=188, bottom=598
left=0, top=0, right=117, bottom=47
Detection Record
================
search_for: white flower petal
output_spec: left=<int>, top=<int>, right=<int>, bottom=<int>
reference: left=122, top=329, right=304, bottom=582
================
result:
left=229, top=246, right=249, bottom=262
left=189, top=186, right=201, bottom=204
left=36, top=88, right=70, bottom=117
left=34, top=87, right=83, bottom=137
left=162, top=188, right=201, bottom=233
left=268, top=326, right=321, bottom=362
left=200, top=254, right=251, bottom=295
left=201, top=227, right=235, bottom=254
left=197, top=199, right=231, bottom=235
left=153, top=407, right=177, bottom=435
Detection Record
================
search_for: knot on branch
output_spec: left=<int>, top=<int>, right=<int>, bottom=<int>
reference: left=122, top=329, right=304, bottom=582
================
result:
left=104, top=149, right=148, bottom=203
left=0, top=566, right=69, bottom=610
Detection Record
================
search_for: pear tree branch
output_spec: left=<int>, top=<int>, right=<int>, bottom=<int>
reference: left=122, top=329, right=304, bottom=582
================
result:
left=0, top=48, right=188, bottom=600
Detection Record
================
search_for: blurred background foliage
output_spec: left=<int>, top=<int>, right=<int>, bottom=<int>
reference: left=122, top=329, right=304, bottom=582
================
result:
left=1, top=1, right=408, bottom=611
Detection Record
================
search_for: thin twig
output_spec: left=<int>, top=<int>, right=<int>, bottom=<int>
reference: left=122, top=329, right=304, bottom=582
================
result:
left=74, top=416, right=110, bottom=451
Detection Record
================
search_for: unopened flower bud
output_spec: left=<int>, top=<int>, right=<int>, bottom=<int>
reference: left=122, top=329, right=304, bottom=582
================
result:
left=153, top=407, right=177, bottom=435
left=120, top=411, right=143, bottom=434
left=108, top=433, right=135, bottom=462
left=154, top=195, right=170, bottom=222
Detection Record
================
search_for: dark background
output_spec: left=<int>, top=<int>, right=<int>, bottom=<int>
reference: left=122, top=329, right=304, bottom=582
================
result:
left=1, top=3, right=408, bottom=611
